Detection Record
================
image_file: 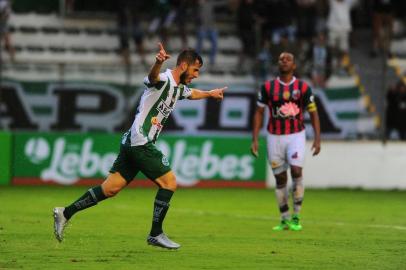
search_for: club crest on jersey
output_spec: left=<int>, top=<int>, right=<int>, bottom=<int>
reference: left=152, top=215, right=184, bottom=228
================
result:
left=151, top=117, right=163, bottom=129
left=162, top=155, right=169, bottom=166
left=283, top=91, right=290, bottom=100
left=292, top=89, right=301, bottom=100
left=157, top=100, right=172, bottom=117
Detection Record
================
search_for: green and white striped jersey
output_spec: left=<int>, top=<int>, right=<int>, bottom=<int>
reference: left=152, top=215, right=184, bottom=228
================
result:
left=123, top=69, right=192, bottom=146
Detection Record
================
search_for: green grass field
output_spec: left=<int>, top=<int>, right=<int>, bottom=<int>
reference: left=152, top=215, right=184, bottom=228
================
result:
left=0, top=186, right=405, bottom=270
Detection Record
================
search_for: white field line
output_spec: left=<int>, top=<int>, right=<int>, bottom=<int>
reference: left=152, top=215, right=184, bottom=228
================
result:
left=173, top=208, right=406, bottom=231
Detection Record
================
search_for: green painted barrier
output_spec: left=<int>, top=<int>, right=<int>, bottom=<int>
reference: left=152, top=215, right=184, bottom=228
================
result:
left=0, top=132, right=12, bottom=185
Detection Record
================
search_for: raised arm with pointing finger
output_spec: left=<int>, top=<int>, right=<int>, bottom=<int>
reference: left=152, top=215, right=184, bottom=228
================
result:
left=148, top=43, right=171, bottom=84
left=53, top=43, right=228, bottom=250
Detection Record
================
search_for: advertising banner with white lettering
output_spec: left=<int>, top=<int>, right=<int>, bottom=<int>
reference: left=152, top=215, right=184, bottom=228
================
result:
left=13, top=133, right=267, bottom=187
left=0, top=80, right=376, bottom=138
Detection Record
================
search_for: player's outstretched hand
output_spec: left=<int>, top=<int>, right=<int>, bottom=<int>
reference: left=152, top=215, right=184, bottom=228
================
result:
left=210, top=87, right=227, bottom=100
left=311, top=140, right=321, bottom=156
left=250, top=140, right=259, bottom=158
left=156, top=42, right=171, bottom=64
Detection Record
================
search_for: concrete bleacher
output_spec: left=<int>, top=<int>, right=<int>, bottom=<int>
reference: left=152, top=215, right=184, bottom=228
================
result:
left=9, top=12, right=61, bottom=28
left=391, top=39, right=406, bottom=57
left=6, top=12, right=241, bottom=73
left=388, top=38, right=406, bottom=82
left=4, top=9, right=251, bottom=83
left=323, top=75, right=378, bottom=136
left=389, top=18, right=406, bottom=81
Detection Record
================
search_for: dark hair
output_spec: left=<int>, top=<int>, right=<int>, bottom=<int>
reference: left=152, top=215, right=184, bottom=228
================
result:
left=279, top=51, right=295, bottom=63
left=176, top=49, right=203, bottom=66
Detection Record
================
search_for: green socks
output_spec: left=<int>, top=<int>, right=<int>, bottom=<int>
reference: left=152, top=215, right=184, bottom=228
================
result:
left=150, top=188, right=174, bottom=237
left=63, top=186, right=107, bottom=220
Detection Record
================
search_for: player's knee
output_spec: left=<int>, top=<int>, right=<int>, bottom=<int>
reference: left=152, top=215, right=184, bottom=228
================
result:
left=102, top=173, right=127, bottom=197
left=276, top=180, right=287, bottom=189
left=275, top=173, right=288, bottom=188
left=160, top=176, right=177, bottom=191
left=165, top=177, right=177, bottom=191
left=103, top=185, right=123, bottom=197
left=167, top=181, right=177, bottom=191
left=291, top=168, right=302, bottom=179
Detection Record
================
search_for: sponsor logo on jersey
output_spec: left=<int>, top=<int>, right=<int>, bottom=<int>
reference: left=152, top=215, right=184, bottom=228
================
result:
left=272, top=102, right=300, bottom=119
left=157, top=100, right=172, bottom=117
left=280, top=102, right=300, bottom=117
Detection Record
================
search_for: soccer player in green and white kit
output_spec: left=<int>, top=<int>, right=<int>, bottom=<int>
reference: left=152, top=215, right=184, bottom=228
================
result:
left=53, top=43, right=226, bottom=249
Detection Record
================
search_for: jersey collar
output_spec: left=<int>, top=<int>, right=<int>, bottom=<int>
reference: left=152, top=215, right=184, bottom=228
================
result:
left=166, top=69, right=178, bottom=87
left=277, top=76, right=296, bottom=86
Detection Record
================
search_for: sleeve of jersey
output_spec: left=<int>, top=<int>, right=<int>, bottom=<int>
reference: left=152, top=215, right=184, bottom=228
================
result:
left=179, top=85, right=192, bottom=100
left=256, top=85, right=268, bottom=107
left=143, top=73, right=166, bottom=90
left=304, top=84, right=317, bottom=112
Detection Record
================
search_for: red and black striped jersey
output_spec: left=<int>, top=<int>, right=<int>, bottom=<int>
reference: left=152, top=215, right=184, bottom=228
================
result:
left=257, top=77, right=317, bottom=135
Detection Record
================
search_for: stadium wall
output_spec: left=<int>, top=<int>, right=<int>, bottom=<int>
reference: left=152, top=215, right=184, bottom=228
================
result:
left=0, top=132, right=12, bottom=185
left=266, top=141, right=406, bottom=190
left=2, top=130, right=405, bottom=189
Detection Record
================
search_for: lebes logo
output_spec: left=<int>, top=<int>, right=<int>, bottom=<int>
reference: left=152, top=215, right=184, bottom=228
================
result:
left=23, top=136, right=258, bottom=186
left=156, top=140, right=254, bottom=186
left=25, top=138, right=50, bottom=164
left=24, top=137, right=117, bottom=185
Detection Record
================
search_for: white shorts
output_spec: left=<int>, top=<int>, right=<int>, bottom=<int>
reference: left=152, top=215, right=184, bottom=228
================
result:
left=328, top=29, right=349, bottom=52
left=266, top=130, right=306, bottom=175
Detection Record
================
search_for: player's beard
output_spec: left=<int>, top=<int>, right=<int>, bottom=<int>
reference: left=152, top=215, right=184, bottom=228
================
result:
left=180, top=71, right=188, bottom=84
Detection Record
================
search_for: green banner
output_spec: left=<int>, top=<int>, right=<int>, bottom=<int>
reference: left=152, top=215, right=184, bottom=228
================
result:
left=155, top=136, right=266, bottom=186
left=13, top=132, right=122, bottom=185
left=13, top=132, right=266, bottom=186
left=0, top=132, right=12, bottom=185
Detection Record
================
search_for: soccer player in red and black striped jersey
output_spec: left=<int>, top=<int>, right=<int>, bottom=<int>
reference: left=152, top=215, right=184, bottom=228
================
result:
left=251, top=52, right=321, bottom=231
